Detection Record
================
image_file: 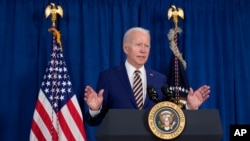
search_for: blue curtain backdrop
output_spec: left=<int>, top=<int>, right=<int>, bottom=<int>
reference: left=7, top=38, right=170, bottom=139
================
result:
left=0, top=0, right=250, bottom=141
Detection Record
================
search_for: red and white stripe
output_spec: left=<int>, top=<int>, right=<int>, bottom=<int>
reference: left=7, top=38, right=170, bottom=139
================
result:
left=30, top=89, right=87, bottom=141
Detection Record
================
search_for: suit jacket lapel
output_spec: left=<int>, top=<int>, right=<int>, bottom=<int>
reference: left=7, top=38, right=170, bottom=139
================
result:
left=144, top=69, right=155, bottom=108
left=116, top=65, right=138, bottom=107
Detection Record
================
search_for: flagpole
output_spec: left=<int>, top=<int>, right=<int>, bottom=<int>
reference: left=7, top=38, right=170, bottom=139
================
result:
left=167, top=5, right=186, bottom=108
left=45, top=3, right=63, bottom=140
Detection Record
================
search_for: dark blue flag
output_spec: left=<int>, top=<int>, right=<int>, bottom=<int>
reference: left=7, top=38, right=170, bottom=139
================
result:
left=166, top=27, right=189, bottom=109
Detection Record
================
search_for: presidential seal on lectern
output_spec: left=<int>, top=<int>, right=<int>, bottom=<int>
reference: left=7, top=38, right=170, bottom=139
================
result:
left=148, top=101, right=186, bottom=140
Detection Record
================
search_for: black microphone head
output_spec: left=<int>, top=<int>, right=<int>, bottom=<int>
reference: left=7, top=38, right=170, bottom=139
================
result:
left=147, top=85, right=159, bottom=103
left=161, top=85, right=174, bottom=102
left=161, top=85, right=169, bottom=95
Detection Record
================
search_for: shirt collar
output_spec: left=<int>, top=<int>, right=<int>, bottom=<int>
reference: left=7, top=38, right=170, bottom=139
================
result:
left=125, top=60, right=145, bottom=76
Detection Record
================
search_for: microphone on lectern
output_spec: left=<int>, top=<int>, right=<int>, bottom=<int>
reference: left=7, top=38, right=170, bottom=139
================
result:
left=147, top=85, right=160, bottom=103
left=161, top=85, right=174, bottom=102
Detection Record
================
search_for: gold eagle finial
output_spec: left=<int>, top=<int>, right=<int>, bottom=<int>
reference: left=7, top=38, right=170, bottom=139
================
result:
left=167, top=5, right=184, bottom=28
left=45, top=3, right=63, bottom=27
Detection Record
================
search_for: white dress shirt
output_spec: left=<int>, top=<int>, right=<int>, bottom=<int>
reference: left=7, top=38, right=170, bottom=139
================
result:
left=125, top=60, right=147, bottom=104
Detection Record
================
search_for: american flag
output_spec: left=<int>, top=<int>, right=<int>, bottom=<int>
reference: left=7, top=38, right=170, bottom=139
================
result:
left=30, top=29, right=87, bottom=141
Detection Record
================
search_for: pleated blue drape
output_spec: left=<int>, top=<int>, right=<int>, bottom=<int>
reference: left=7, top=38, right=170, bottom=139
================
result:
left=0, top=0, right=250, bottom=141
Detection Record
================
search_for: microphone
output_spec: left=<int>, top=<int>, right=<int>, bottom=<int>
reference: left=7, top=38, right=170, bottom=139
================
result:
left=147, top=85, right=160, bottom=103
left=161, top=85, right=174, bottom=102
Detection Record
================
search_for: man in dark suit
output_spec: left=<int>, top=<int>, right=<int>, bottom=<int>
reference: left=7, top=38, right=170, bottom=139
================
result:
left=84, top=27, right=210, bottom=126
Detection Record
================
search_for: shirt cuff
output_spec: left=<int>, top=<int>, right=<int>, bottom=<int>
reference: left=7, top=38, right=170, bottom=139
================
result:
left=185, top=103, right=198, bottom=110
left=89, top=106, right=102, bottom=117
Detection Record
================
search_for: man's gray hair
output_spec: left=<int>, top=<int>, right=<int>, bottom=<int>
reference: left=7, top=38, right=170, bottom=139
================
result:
left=123, top=27, right=150, bottom=44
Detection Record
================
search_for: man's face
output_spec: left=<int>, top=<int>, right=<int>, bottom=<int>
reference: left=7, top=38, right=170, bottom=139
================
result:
left=123, top=31, right=150, bottom=69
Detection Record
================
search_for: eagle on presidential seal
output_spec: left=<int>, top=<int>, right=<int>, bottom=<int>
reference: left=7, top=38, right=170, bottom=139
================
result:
left=158, top=110, right=176, bottom=131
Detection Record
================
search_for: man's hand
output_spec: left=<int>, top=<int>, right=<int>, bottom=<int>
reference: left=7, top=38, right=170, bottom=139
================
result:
left=84, top=86, right=104, bottom=111
left=186, top=85, right=210, bottom=110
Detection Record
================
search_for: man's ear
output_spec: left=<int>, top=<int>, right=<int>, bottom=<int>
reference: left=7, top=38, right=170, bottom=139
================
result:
left=123, top=45, right=128, bottom=54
